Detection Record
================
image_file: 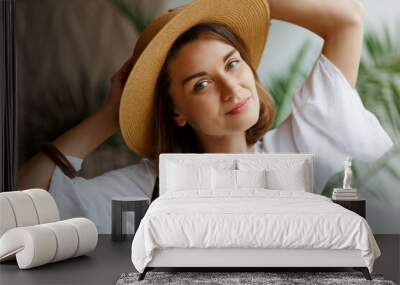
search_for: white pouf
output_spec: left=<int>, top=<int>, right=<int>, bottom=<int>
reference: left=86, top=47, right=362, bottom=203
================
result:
left=0, top=189, right=98, bottom=269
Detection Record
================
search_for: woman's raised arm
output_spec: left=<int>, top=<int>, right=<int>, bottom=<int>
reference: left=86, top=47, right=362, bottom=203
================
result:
left=17, top=57, right=135, bottom=191
left=267, top=0, right=364, bottom=88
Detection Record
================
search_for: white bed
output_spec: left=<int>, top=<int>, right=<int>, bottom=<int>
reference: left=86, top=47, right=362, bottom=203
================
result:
left=131, top=153, right=380, bottom=281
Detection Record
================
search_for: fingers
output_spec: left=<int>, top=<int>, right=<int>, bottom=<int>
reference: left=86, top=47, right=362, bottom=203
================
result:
left=119, top=57, right=134, bottom=75
left=168, top=4, right=189, bottom=12
left=112, top=57, right=134, bottom=84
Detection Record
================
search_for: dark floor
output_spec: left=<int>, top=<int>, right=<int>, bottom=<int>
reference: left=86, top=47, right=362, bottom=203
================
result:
left=374, top=235, right=400, bottom=284
left=0, top=235, right=398, bottom=285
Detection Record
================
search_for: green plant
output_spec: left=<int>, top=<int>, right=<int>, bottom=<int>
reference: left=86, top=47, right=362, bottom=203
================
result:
left=267, top=41, right=312, bottom=129
left=357, top=24, right=400, bottom=144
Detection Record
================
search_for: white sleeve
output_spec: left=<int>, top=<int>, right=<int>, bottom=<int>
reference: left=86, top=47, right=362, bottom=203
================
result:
left=263, top=53, right=394, bottom=194
left=291, top=53, right=394, bottom=161
left=48, top=155, right=157, bottom=234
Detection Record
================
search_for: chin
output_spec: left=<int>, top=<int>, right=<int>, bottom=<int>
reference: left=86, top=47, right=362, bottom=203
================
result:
left=226, top=113, right=259, bottom=132
left=224, top=103, right=257, bottom=127
left=244, top=114, right=259, bottom=130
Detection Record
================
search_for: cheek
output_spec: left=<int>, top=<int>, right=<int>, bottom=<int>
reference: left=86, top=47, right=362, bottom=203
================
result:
left=252, top=95, right=261, bottom=117
left=241, top=65, right=257, bottom=87
left=186, top=98, right=219, bottom=125
left=174, top=97, right=220, bottom=133
left=171, top=85, right=220, bottom=126
left=241, top=72, right=261, bottom=123
left=249, top=85, right=261, bottom=116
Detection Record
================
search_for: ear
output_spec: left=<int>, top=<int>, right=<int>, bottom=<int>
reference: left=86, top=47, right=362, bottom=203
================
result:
left=174, top=112, right=186, bottom=127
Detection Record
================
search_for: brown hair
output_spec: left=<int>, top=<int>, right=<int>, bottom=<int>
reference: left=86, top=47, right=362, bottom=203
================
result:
left=154, top=23, right=275, bottom=160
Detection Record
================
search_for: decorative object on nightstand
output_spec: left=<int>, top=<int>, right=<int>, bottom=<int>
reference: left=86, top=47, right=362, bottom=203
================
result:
left=332, top=199, right=366, bottom=218
left=332, top=188, right=359, bottom=200
left=332, top=156, right=359, bottom=200
left=111, top=196, right=150, bottom=242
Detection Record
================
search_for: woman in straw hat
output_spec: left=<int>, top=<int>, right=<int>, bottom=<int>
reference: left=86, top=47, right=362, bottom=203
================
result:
left=17, top=0, right=393, bottom=234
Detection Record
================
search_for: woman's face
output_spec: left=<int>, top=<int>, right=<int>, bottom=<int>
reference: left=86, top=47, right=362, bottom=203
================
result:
left=168, top=37, right=260, bottom=138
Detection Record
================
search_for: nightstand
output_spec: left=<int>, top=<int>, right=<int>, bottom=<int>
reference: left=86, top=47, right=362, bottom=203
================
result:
left=332, top=199, right=366, bottom=218
left=111, top=196, right=150, bottom=242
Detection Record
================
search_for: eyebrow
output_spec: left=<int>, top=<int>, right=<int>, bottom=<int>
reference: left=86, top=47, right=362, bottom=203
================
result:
left=181, top=48, right=238, bottom=87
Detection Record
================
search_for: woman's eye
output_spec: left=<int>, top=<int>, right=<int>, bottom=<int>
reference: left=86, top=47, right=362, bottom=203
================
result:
left=193, top=80, right=209, bottom=92
left=227, top=59, right=240, bottom=70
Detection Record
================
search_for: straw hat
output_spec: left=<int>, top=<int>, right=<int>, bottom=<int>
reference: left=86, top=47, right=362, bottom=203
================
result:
left=119, top=0, right=271, bottom=158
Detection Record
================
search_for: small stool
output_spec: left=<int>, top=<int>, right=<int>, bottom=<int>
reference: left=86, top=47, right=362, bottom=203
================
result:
left=111, top=196, right=150, bottom=242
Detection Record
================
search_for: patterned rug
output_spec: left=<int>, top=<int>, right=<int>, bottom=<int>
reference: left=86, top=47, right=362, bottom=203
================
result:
left=116, top=271, right=396, bottom=285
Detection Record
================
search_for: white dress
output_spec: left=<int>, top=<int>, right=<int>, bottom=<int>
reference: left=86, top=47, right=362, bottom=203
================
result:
left=48, top=53, right=394, bottom=234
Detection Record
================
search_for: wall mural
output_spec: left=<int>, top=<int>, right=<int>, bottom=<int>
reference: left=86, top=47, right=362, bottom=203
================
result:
left=16, top=0, right=399, bottom=234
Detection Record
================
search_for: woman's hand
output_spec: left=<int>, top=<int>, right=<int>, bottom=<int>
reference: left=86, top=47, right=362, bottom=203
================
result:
left=102, top=56, right=135, bottom=127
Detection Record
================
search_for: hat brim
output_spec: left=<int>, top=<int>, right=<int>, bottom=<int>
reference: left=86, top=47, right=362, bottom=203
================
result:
left=120, top=0, right=270, bottom=158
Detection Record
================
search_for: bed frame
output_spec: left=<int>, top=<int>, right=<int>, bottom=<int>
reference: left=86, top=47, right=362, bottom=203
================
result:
left=138, top=153, right=372, bottom=281
left=140, top=248, right=371, bottom=280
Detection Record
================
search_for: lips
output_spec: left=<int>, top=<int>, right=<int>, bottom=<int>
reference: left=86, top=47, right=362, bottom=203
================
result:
left=225, top=97, right=250, bottom=115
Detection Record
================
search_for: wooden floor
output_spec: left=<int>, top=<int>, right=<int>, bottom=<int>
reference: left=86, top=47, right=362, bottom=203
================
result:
left=0, top=235, right=398, bottom=285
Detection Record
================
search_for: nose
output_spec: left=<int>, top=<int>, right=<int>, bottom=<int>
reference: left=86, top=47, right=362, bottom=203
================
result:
left=218, top=74, right=242, bottom=102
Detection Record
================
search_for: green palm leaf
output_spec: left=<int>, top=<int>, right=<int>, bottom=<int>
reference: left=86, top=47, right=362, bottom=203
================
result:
left=268, top=41, right=311, bottom=129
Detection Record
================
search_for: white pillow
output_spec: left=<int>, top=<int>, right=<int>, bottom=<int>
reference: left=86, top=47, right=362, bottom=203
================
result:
left=237, top=159, right=308, bottom=191
left=212, top=168, right=268, bottom=190
left=236, top=169, right=268, bottom=188
left=266, top=162, right=307, bottom=191
left=167, top=162, right=213, bottom=191
left=212, top=168, right=237, bottom=190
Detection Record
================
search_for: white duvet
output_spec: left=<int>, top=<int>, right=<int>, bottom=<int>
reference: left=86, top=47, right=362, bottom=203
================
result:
left=131, top=189, right=380, bottom=273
